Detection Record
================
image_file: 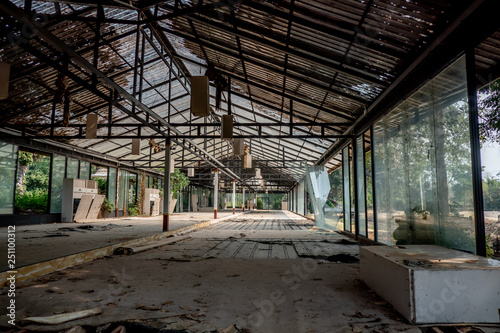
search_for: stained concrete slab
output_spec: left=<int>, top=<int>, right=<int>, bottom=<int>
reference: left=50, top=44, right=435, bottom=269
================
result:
left=1, top=211, right=498, bottom=333
left=0, top=210, right=238, bottom=271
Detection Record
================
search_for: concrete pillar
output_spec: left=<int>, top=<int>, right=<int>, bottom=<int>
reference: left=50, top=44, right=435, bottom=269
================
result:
left=214, top=168, right=218, bottom=219
left=232, top=179, right=236, bottom=214
left=163, top=141, right=171, bottom=231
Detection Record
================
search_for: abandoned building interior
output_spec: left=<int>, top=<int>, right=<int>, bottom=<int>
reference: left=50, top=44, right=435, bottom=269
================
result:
left=1, top=0, right=500, bottom=332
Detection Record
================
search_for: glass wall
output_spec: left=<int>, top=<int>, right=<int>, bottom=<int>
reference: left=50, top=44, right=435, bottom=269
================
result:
left=297, top=179, right=305, bottom=216
left=50, top=154, right=66, bottom=213
left=108, top=167, right=117, bottom=207
left=79, top=160, right=90, bottom=180
left=372, top=56, right=475, bottom=253
left=0, top=143, right=18, bottom=215
left=325, top=166, right=343, bottom=230
left=356, top=135, right=367, bottom=236
left=365, top=137, right=375, bottom=240
left=66, top=158, right=79, bottom=179
left=118, top=170, right=138, bottom=214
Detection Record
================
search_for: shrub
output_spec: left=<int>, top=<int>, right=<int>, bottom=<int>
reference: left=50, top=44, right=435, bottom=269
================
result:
left=99, top=197, right=115, bottom=218
left=128, top=201, right=140, bottom=217
left=257, top=197, right=263, bottom=209
left=15, top=189, right=48, bottom=213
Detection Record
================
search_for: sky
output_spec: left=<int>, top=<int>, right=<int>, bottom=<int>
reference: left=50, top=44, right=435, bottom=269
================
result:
left=481, top=141, right=500, bottom=178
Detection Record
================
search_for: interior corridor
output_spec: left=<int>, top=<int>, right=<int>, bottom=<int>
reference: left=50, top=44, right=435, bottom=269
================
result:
left=0, top=211, right=454, bottom=333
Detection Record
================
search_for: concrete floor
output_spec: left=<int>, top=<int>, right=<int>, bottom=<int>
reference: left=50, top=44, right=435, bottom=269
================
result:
left=1, top=211, right=498, bottom=333
left=0, top=210, right=237, bottom=271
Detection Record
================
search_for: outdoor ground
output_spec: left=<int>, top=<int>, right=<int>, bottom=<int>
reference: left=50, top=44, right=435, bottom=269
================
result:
left=1, top=211, right=499, bottom=333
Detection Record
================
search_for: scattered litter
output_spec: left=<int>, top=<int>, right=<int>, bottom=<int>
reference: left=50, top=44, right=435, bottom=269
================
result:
left=226, top=274, right=240, bottom=278
left=58, top=227, right=87, bottom=233
left=110, top=325, right=126, bottom=333
left=113, top=247, right=135, bottom=255
left=222, top=324, right=243, bottom=333
left=77, top=225, right=94, bottom=230
left=64, top=326, right=86, bottom=333
left=134, top=303, right=161, bottom=311
left=23, top=307, right=102, bottom=325
left=44, top=233, right=70, bottom=237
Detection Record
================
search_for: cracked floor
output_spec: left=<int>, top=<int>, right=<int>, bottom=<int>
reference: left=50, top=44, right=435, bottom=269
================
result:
left=1, top=211, right=497, bottom=333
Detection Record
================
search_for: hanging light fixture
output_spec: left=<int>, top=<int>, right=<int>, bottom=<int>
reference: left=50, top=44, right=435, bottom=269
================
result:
left=86, top=114, right=98, bottom=139
left=233, top=138, right=244, bottom=156
left=221, top=114, right=233, bottom=140
left=0, top=62, right=10, bottom=100
left=190, top=76, right=210, bottom=116
left=131, top=139, right=141, bottom=155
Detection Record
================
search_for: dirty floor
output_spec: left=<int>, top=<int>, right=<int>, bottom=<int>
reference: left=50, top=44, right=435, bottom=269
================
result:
left=1, top=211, right=498, bottom=333
left=0, top=210, right=238, bottom=271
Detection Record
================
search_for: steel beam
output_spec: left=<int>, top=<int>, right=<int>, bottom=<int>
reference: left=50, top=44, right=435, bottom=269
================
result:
left=0, top=0, right=240, bottom=182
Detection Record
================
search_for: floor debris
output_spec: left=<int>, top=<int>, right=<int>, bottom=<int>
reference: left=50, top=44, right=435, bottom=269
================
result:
left=23, top=308, right=102, bottom=325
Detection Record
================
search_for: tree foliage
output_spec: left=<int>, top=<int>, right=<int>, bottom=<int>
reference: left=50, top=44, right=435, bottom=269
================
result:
left=170, top=168, right=190, bottom=199
left=479, top=79, right=500, bottom=144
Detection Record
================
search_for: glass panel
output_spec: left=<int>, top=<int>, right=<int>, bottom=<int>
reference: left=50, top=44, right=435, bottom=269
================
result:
left=0, top=143, right=18, bottom=214
left=372, top=56, right=475, bottom=252
left=118, top=169, right=126, bottom=212
left=365, top=137, right=375, bottom=240
left=297, top=179, right=305, bottom=216
left=356, top=135, right=367, bottom=236
left=66, top=158, right=79, bottom=179
left=326, top=166, right=344, bottom=230
left=15, top=150, right=50, bottom=214
left=128, top=172, right=137, bottom=207
left=50, top=155, right=66, bottom=213
left=305, top=166, right=331, bottom=229
left=79, top=161, right=90, bottom=180
left=108, top=167, right=117, bottom=206
left=342, top=147, right=351, bottom=232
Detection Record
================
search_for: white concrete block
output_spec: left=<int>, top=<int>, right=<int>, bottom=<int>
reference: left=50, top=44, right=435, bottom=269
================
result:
left=360, top=245, right=500, bottom=324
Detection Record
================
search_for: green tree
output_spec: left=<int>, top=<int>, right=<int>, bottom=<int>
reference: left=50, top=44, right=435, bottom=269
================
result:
left=479, top=79, right=500, bottom=144
left=170, top=168, right=190, bottom=199
left=16, top=151, right=35, bottom=194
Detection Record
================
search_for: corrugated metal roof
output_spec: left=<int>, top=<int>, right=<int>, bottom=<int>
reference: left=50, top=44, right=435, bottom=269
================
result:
left=0, top=0, right=499, bottom=190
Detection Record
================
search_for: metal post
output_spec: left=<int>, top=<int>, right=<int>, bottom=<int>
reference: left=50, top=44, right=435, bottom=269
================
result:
left=163, top=140, right=171, bottom=231
left=214, top=168, right=218, bottom=219
left=242, top=187, right=245, bottom=212
left=466, top=49, right=486, bottom=256
left=351, top=140, right=359, bottom=238
left=232, top=179, right=236, bottom=214
left=370, top=126, right=378, bottom=242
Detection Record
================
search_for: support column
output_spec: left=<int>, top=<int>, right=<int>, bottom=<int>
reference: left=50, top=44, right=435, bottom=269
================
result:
left=163, top=140, right=171, bottom=231
left=232, top=179, right=236, bottom=214
left=242, top=187, right=245, bottom=212
left=466, top=49, right=486, bottom=256
left=214, top=168, right=218, bottom=219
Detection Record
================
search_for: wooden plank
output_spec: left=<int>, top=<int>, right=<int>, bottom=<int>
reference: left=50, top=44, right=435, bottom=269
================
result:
left=233, top=242, right=258, bottom=259
left=253, top=242, right=272, bottom=259
left=86, top=194, right=104, bottom=220
left=270, top=244, right=288, bottom=259
left=73, top=194, right=94, bottom=222
left=292, top=241, right=314, bottom=257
